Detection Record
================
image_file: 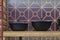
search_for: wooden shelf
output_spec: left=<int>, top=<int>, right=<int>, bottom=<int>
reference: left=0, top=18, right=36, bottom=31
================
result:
left=3, top=31, right=60, bottom=37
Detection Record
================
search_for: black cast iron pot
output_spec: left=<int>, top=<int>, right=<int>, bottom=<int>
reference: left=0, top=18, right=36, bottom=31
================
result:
left=57, top=19, right=60, bottom=26
left=9, top=22, right=28, bottom=31
left=31, top=20, right=52, bottom=31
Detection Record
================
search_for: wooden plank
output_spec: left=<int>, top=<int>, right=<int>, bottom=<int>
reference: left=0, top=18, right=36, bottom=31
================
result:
left=3, top=31, right=60, bottom=37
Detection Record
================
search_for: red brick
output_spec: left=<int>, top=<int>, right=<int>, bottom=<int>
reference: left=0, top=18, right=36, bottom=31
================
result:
left=0, top=13, right=2, bottom=18
left=0, top=19, right=2, bottom=24
left=0, top=0, right=2, bottom=5
left=0, top=25, right=2, bottom=30
left=0, top=6, right=2, bottom=11
left=0, top=32, right=2, bottom=36
left=0, top=0, right=2, bottom=2
left=0, top=38, right=2, bottom=40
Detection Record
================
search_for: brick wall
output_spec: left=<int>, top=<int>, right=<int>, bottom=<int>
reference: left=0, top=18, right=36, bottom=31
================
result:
left=0, top=0, right=3, bottom=40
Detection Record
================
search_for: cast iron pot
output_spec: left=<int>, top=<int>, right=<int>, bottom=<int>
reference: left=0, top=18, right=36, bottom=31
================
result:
left=9, top=22, right=28, bottom=31
left=57, top=19, right=60, bottom=30
left=57, top=19, right=60, bottom=26
left=31, top=20, right=52, bottom=31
